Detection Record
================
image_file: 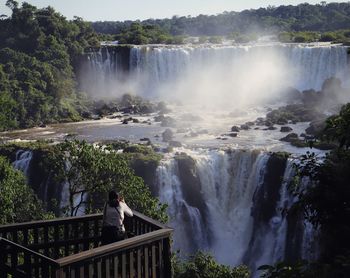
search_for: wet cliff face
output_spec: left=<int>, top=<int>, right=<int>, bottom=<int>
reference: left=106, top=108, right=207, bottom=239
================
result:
left=6, top=147, right=64, bottom=215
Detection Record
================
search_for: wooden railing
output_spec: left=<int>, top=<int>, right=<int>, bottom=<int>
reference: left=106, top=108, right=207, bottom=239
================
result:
left=0, top=211, right=172, bottom=278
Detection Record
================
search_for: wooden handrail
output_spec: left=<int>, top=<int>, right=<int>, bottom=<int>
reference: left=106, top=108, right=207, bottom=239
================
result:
left=56, top=228, right=173, bottom=267
left=0, top=237, right=59, bottom=266
left=0, top=211, right=167, bottom=232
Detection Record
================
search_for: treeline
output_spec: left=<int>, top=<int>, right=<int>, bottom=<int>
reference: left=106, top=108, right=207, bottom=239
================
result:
left=92, top=2, right=350, bottom=38
left=0, top=0, right=100, bottom=131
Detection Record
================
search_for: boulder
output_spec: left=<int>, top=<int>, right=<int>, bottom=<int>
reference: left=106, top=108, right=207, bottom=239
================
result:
left=162, top=129, right=174, bottom=142
left=280, top=133, right=299, bottom=142
left=228, top=133, right=238, bottom=137
left=240, top=124, right=250, bottom=130
left=280, top=126, right=293, bottom=132
left=169, top=141, right=182, bottom=147
left=231, top=126, right=240, bottom=132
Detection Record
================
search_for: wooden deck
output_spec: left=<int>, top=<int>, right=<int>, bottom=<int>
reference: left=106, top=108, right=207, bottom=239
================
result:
left=0, top=211, right=172, bottom=277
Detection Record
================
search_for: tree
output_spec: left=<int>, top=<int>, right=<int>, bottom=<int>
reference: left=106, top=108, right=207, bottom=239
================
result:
left=50, top=140, right=168, bottom=222
left=174, top=252, right=250, bottom=278
left=0, top=155, right=47, bottom=224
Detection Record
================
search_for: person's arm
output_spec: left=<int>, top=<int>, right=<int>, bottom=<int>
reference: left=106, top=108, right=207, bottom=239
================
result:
left=120, top=201, right=133, bottom=217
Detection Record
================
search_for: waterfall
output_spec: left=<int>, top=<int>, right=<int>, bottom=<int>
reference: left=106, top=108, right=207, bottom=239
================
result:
left=156, top=149, right=317, bottom=273
left=12, top=150, right=33, bottom=178
left=88, top=44, right=349, bottom=101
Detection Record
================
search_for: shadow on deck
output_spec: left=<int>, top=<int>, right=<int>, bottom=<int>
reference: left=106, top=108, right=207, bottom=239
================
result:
left=0, top=211, right=173, bottom=277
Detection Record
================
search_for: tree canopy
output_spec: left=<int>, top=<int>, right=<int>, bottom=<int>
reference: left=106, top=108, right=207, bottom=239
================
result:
left=0, top=1, right=99, bottom=131
left=92, top=3, right=350, bottom=37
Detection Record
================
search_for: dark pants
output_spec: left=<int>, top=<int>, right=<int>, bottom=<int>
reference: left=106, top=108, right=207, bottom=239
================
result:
left=101, top=226, right=125, bottom=245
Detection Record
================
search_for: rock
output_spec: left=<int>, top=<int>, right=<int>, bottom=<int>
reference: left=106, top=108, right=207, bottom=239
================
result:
left=189, top=132, right=198, bottom=137
left=169, top=141, right=182, bottom=147
left=240, top=124, right=250, bottom=130
left=231, top=126, right=240, bottom=132
left=276, top=118, right=288, bottom=125
left=161, top=117, right=176, bottom=127
left=254, top=127, right=260, bottom=130
left=264, top=120, right=274, bottom=127
left=300, top=133, right=306, bottom=138
left=154, top=114, right=165, bottom=122
left=305, top=120, right=327, bottom=136
left=228, top=133, right=238, bottom=137
left=280, top=126, right=293, bottom=132
left=280, top=133, right=299, bottom=142
left=122, top=119, right=128, bottom=124
left=268, top=126, right=277, bottom=130
left=140, top=138, right=150, bottom=142
left=132, top=118, right=140, bottom=123
left=162, top=129, right=174, bottom=142
left=39, top=122, right=46, bottom=128
left=245, top=121, right=255, bottom=126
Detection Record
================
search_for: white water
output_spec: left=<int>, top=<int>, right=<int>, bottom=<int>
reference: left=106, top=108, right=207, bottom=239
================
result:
left=156, top=149, right=318, bottom=274
left=89, top=43, right=349, bottom=105
left=12, top=150, right=33, bottom=178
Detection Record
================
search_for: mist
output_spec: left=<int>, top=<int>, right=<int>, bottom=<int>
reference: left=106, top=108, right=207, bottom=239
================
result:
left=80, top=43, right=349, bottom=118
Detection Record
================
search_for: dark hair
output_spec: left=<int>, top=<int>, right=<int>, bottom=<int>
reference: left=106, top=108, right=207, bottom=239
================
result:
left=108, top=190, right=119, bottom=207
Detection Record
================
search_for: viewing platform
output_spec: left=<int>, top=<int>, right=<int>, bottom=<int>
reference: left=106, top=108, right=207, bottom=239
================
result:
left=0, top=212, right=173, bottom=278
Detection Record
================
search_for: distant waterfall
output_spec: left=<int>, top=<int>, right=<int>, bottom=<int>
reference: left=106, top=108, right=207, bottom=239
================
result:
left=155, top=149, right=318, bottom=272
left=87, top=44, right=349, bottom=100
left=12, top=150, right=33, bottom=178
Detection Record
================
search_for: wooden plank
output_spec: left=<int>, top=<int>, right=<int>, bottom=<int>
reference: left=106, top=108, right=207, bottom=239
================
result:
left=163, top=238, right=172, bottom=278
left=130, top=250, right=135, bottom=278
left=158, top=240, right=163, bottom=277
left=44, top=226, right=49, bottom=256
left=94, top=220, right=99, bottom=248
left=89, top=264, right=94, bottom=278
left=145, top=246, right=149, bottom=278
left=106, top=257, right=110, bottom=278
left=152, top=244, right=156, bottom=278
left=137, top=248, right=142, bottom=278
left=55, top=268, right=65, bottom=278
left=97, top=260, right=102, bottom=278
left=114, top=256, right=119, bottom=278
left=83, top=222, right=89, bottom=251
left=54, top=225, right=60, bottom=259
left=122, top=253, right=126, bottom=278
left=80, top=265, right=85, bottom=278
left=64, top=224, right=70, bottom=257
left=23, top=228, right=28, bottom=246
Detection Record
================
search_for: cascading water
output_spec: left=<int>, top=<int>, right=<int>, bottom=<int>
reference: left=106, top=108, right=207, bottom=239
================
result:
left=12, top=150, right=33, bottom=178
left=88, top=43, right=349, bottom=101
left=156, top=148, right=317, bottom=274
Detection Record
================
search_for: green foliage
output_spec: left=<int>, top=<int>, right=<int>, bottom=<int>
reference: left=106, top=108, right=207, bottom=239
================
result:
left=288, top=104, right=350, bottom=277
left=92, top=3, right=350, bottom=37
left=0, top=155, right=48, bottom=224
left=258, top=261, right=329, bottom=278
left=0, top=1, right=99, bottom=131
left=115, top=22, right=181, bottom=45
left=324, top=103, right=350, bottom=149
left=174, top=252, right=250, bottom=278
left=50, top=140, right=168, bottom=222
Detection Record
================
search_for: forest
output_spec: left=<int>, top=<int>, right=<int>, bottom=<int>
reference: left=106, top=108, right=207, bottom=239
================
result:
left=92, top=2, right=350, bottom=40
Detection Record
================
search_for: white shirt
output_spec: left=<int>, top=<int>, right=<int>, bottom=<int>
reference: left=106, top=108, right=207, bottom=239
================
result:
left=103, top=201, right=133, bottom=231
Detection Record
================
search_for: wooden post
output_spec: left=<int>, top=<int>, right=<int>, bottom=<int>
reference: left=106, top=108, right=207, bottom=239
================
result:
left=162, top=238, right=172, bottom=278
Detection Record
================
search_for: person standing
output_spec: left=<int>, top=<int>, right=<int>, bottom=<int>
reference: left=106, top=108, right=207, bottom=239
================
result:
left=101, top=191, right=133, bottom=245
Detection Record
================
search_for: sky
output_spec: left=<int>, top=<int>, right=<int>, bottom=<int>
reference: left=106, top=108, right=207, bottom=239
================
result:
left=0, top=0, right=348, bottom=21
